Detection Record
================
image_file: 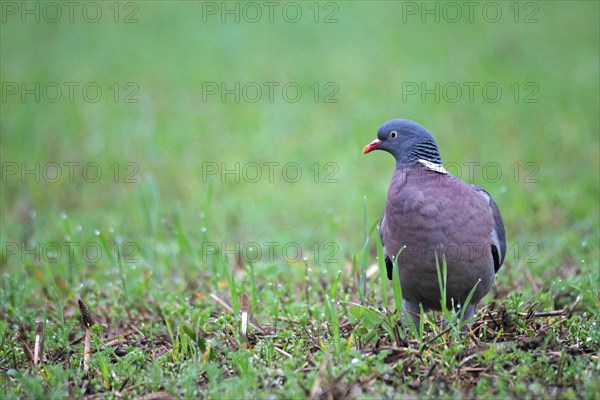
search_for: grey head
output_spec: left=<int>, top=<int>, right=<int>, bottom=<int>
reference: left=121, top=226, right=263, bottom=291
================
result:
left=363, top=119, right=443, bottom=165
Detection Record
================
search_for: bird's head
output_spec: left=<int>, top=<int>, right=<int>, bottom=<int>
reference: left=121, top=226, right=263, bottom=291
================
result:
left=363, top=119, right=442, bottom=165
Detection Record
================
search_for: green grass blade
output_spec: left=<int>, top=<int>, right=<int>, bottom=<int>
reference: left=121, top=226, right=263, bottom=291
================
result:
left=374, top=226, right=388, bottom=309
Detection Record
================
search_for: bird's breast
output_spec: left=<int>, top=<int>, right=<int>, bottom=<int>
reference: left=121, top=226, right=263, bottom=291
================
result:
left=382, top=166, right=495, bottom=269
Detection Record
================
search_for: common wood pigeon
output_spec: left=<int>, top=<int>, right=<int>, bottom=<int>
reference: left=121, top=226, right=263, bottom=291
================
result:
left=363, top=119, right=506, bottom=327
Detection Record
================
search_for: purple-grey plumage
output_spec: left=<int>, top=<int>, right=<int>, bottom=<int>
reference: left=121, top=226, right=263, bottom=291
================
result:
left=364, top=119, right=506, bottom=327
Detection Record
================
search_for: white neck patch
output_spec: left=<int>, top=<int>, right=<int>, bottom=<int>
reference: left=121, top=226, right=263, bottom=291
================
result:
left=418, top=159, right=448, bottom=174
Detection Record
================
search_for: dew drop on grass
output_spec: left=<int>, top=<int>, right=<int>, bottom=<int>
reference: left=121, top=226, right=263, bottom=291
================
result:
left=64, top=235, right=71, bottom=241
left=109, top=226, right=114, bottom=233
left=351, top=358, right=359, bottom=365
left=581, top=240, right=587, bottom=247
left=75, top=224, right=82, bottom=232
left=200, top=227, right=207, bottom=233
left=59, top=212, right=67, bottom=220
left=94, top=229, right=100, bottom=236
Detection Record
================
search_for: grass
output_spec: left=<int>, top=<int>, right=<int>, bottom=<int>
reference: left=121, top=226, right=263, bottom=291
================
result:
left=1, top=1, right=599, bottom=398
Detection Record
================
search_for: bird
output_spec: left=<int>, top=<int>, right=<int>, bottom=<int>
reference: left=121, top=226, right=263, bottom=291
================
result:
left=363, top=119, right=506, bottom=328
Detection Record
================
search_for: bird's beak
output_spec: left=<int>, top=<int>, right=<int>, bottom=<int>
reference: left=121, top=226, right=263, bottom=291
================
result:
left=363, top=139, right=382, bottom=154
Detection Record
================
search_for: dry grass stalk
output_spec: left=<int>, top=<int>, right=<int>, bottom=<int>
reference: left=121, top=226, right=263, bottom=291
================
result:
left=18, top=324, right=34, bottom=368
left=78, top=299, right=94, bottom=374
left=33, top=320, right=43, bottom=367
left=240, top=293, right=249, bottom=338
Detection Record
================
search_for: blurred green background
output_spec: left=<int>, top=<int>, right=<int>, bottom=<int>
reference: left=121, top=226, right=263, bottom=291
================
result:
left=1, top=1, right=598, bottom=280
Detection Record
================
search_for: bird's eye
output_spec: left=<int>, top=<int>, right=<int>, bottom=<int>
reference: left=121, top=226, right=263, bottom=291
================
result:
left=390, top=130, right=398, bottom=139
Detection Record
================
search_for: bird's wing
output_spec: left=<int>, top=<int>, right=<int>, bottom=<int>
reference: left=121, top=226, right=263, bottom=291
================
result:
left=469, top=184, right=506, bottom=272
